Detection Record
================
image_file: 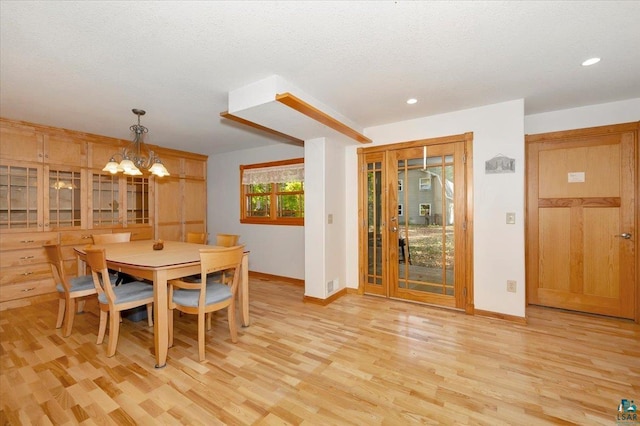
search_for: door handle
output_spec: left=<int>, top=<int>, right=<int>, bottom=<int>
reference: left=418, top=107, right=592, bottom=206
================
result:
left=392, top=227, right=397, bottom=232
left=619, top=233, right=632, bottom=239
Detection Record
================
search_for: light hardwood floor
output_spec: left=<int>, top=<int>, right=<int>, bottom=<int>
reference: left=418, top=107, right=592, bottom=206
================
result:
left=1, top=277, right=639, bottom=425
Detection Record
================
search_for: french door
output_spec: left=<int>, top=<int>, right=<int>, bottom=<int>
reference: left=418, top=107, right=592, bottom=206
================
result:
left=359, top=134, right=472, bottom=310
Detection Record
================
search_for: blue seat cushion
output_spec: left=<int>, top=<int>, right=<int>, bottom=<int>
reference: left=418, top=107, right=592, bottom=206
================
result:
left=56, top=274, right=95, bottom=293
left=172, top=282, right=232, bottom=308
left=97, top=281, right=154, bottom=305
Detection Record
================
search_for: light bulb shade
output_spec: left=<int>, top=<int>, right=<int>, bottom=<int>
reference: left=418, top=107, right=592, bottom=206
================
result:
left=148, top=161, right=170, bottom=177
left=103, top=160, right=121, bottom=174
left=118, top=158, right=137, bottom=172
left=124, top=166, right=143, bottom=176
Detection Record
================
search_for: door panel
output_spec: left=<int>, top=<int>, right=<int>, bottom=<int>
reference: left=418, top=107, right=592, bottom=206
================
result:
left=527, top=123, right=636, bottom=319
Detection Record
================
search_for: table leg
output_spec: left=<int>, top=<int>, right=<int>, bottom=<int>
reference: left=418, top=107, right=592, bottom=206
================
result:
left=153, top=269, right=169, bottom=368
left=240, top=252, right=250, bottom=327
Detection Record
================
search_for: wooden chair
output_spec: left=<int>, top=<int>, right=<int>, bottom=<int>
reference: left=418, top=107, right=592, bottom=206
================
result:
left=44, top=244, right=97, bottom=337
left=168, top=245, right=244, bottom=362
left=186, top=232, right=207, bottom=244
left=216, top=234, right=240, bottom=285
left=92, top=232, right=134, bottom=284
left=216, top=233, right=239, bottom=247
left=84, top=247, right=154, bottom=357
left=91, top=232, right=131, bottom=244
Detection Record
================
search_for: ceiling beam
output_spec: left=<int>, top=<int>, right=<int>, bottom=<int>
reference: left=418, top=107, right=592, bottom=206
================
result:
left=275, top=92, right=372, bottom=144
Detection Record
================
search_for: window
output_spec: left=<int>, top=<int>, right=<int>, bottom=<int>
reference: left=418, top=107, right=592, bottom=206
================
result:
left=419, top=176, right=431, bottom=191
left=240, top=158, right=304, bottom=226
left=398, top=204, right=404, bottom=216
left=419, top=203, right=431, bottom=217
left=398, top=179, right=403, bottom=192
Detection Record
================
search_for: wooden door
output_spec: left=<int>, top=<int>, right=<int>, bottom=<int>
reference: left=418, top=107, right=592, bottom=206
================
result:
left=359, top=133, right=473, bottom=311
left=526, top=123, right=637, bottom=320
left=388, top=141, right=468, bottom=308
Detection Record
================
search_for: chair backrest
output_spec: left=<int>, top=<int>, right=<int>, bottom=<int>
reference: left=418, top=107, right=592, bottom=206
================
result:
left=199, top=245, right=244, bottom=293
left=186, top=232, right=207, bottom=244
left=216, top=233, right=239, bottom=247
left=84, top=247, right=116, bottom=303
left=43, top=243, right=69, bottom=292
left=92, top=232, right=131, bottom=244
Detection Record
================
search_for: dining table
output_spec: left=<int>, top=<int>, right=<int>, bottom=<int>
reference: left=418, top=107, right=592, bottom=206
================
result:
left=74, top=240, right=250, bottom=368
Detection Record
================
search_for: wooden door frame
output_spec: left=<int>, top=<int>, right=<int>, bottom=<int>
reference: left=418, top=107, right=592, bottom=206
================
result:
left=357, top=132, right=474, bottom=313
left=525, top=121, right=639, bottom=323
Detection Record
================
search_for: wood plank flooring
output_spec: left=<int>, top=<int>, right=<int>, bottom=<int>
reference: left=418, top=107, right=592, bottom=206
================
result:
left=1, top=277, right=639, bottom=425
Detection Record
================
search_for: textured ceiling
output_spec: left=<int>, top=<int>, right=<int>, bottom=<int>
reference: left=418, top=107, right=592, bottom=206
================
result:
left=1, top=1, right=639, bottom=156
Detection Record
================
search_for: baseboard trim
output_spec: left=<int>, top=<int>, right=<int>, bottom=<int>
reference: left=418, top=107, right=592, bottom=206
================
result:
left=249, top=271, right=304, bottom=286
left=475, top=308, right=527, bottom=324
left=303, top=288, right=347, bottom=306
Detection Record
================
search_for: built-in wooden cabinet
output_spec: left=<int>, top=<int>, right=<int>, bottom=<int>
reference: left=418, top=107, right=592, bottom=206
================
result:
left=155, top=155, right=207, bottom=242
left=0, top=117, right=207, bottom=307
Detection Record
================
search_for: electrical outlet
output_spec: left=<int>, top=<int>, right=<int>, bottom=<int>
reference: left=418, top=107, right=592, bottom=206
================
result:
left=327, top=280, right=334, bottom=292
left=507, top=280, right=517, bottom=292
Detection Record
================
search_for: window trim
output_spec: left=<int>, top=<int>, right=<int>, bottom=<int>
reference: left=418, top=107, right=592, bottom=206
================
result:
left=240, top=157, right=304, bottom=226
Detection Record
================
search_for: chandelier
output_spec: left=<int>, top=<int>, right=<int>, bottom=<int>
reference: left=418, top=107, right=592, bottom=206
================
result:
left=102, top=109, right=170, bottom=177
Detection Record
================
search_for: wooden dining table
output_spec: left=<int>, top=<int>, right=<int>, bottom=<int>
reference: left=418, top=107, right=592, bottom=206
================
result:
left=74, top=240, right=250, bottom=368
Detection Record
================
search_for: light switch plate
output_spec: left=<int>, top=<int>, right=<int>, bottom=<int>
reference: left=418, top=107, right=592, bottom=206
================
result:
left=506, top=212, right=516, bottom=224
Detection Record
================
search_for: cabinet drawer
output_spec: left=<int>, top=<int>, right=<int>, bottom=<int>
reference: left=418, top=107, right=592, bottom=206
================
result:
left=0, top=264, right=52, bottom=286
left=0, top=232, right=58, bottom=251
left=0, top=247, right=47, bottom=268
left=59, top=229, right=110, bottom=246
left=0, top=278, right=56, bottom=302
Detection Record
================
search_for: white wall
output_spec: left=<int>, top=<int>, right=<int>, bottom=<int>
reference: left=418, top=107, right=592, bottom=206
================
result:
left=303, top=136, right=348, bottom=298
left=345, top=99, right=527, bottom=318
left=207, top=142, right=305, bottom=279
left=525, top=98, right=640, bottom=134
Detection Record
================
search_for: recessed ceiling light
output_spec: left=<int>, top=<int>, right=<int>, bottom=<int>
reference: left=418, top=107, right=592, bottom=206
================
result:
left=406, top=98, right=417, bottom=105
left=581, top=57, right=601, bottom=66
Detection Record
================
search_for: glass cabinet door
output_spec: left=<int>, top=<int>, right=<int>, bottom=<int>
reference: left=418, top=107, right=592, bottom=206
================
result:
left=92, top=173, right=120, bottom=227
left=0, top=164, right=41, bottom=229
left=126, top=176, right=149, bottom=225
left=48, top=169, right=81, bottom=229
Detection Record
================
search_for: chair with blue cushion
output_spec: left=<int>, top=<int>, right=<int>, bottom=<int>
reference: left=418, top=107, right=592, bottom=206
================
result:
left=168, top=245, right=244, bottom=362
left=84, top=247, right=154, bottom=357
left=44, top=243, right=97, bottom=337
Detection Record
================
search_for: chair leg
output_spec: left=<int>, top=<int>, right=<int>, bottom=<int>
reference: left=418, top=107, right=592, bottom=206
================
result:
left=168, top=308, right=174, bottom=348
left=107, top=310, right=120, bottom=357
left=206, top=312, right=212, bottom=331
left=56, top=297, right=66, bottom=329
left=97, top=309, right=108, bottom=344
left=77, top=299, right=86, bottom=313
left=227, top=301, right=238, bottom=343
left=198, top=313, right=206, bottom=362
left=146, top=303, right=153, bottom=327
left=62, top=298, right=76, bottom=337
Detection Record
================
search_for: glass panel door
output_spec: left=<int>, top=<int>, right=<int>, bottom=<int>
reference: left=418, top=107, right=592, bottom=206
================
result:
left=49, top=169, right=81, bottom=229
left=126, top=176, right=149, bottom=225
left=0, top=164, right=41, bottom=229
left=389, top=141, right=466, bottom=309
left=359, top=138, right=468, bottom=310
left=363, top=152, right=386, bottom=296
left=92, top=173, right=120, bottom=227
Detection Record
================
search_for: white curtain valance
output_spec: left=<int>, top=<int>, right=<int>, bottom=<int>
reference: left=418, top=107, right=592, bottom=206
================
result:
left=242, top=163, right=304, bottom=185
